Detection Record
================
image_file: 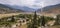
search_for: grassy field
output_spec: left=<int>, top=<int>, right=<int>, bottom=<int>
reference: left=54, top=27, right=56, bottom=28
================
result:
left=0, top=12, right=57, bottom=18
left=0, top=12, right=34, bottom=18
left=0, top=13, right=20, bottom=18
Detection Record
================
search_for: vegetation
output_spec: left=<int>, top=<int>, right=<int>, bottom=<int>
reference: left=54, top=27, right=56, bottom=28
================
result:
left=0, top=12, right=60, bottom=28
left=0, top=14, right=33, bottom=26
left=40, top=16, right=46, bottom=27
left=27, top=11, right=38, bottom=28
left=55, top=14, right=60, bottom=25
left=10, top=16, right=15, bottom=22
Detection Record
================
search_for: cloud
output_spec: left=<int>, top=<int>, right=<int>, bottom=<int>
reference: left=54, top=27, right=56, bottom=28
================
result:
left=0, top=0, right=36, bottom=7
left=0, top=0, right=60, bottom=9
left=35, top=0, right=60, bottom=7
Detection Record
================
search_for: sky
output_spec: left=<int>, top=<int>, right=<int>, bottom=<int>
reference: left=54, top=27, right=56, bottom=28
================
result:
left=0, top=0, right=60, bottom=9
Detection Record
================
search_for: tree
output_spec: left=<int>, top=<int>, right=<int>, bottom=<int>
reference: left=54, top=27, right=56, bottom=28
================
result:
left=40, top=16, right=46, bottom=27
left=55, top=14, right=60, bottom=25
left=11, top=16, right=15, bottom=22
left=27, top=11, right=38, bottom=28
left=38, top=17, right=41, bottom=26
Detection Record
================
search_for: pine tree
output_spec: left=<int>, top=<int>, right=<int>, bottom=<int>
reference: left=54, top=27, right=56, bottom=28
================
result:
left=27, top=11, right=38, bottom=28
left=40, top=16, right=45, bottom=27
left=32, top=11, right=38, bottom=28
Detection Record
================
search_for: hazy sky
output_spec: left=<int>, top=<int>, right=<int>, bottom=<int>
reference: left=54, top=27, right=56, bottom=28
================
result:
left=0, top=0, right=60, bottom=9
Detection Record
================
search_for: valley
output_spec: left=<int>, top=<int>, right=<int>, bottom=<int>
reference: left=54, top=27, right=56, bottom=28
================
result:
left=0, top=3, right=60, bottom=28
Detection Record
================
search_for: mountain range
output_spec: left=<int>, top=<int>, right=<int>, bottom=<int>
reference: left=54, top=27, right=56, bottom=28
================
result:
left=0, top=3, right=60, bottom=14
left=37, top=4, right=60, bottom=14
left=0, top=4, right=24, bottom=14
left=9, top=5, right=35, bottom=12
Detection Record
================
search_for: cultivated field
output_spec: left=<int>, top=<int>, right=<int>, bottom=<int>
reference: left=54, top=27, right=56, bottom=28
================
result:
left=0, top=12, right=57, bottom=18
left=0, top=13, right=20, bottom=18
left=0, top=12, right=34, bottom=18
